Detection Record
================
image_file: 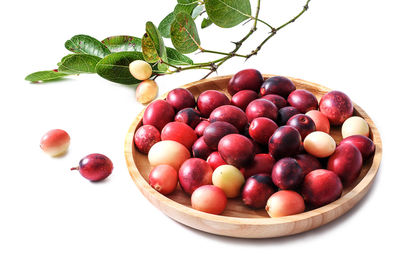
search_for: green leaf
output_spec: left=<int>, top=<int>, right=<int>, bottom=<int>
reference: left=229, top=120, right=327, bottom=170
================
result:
left=171, top=12, right=201, bottom=54
left=201, top=18, right=213, bottom=28
left=204, top=0, right=251, bottom=28
left=158, top=13, right=175, bottom=38
left=65, top=34, right=111, bottom=58
left=58, top=54, right=101, bottom=74
left=25, top=70, right=68, bottom=83
left=192, top=5, right=204, bottom=19
left=166, top=47, right=193, bottom=65
left=174, top=0, right=198, bottom=15
left=142, top=21, right=168, bottom=71
left=95, top=51, right=145, bottom=85
left=101, top=35, right=142, bottom=52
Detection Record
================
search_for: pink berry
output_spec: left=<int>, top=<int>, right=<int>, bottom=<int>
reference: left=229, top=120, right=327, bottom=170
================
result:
left=71, top=153, right=113, bottom=181
left=40, top=129, right=70, bottom=156
left=149, top=165, right=178, bottom=195
left=191, top=185, right=227, bottom=215
left=266, top=190, right=305, bottom=217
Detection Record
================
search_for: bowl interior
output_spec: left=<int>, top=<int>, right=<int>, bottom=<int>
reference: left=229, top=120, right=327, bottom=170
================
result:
left=129, top=75, right=376, bottom=219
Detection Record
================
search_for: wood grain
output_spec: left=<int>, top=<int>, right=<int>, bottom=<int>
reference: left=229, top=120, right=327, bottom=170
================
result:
left=124, top=74, right=382, bottom=238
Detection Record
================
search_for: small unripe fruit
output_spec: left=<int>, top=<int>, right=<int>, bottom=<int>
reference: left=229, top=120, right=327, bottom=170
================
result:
left=136, top=80, right=158, bottom=104
left=305, top=110, right=330, bottom=134
left=304, top=131, right=336, bottom=158
left=40, top=129, right=70, bottom=156
left=149, top=165, right=178, bottom=195
left=148, top=140, right=190, bottom=170
left=341, top=116, right=369, bottom=138
left=129, top=60, right=152, bottom=80
left=212, top=165, right=245, bottom=198
left=191, top=185, right=227, bottom=215
left=266, top=190, right=305, bottom=217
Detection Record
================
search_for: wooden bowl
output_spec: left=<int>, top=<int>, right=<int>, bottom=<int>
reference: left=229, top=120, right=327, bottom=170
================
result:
left=124, top=74, right=382, bottom=238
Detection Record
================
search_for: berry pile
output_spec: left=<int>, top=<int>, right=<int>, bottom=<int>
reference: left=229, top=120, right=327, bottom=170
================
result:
left=134, top=69, right=375, bottom=217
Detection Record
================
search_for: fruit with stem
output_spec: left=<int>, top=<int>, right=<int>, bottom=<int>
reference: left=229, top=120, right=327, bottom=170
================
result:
left=71, top=153, right=113, bottom=181
left=129, top=60, right=152, bottom=80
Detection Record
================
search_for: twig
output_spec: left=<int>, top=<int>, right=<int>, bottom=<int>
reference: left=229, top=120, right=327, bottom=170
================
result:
left=163, top=0, right=311, bottom=79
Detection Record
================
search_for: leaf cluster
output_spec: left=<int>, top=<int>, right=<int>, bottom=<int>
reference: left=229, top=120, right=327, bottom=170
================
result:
left=26, top=0, right=310, bottom=84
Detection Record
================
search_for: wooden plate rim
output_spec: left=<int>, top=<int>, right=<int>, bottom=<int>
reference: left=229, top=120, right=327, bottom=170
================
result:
left=124, top=74, right=382, bottom=229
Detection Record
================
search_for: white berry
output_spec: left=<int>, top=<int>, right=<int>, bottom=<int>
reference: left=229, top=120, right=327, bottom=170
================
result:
left=136, top=80, right=158, bottom=104
left=341, top=116, right=370, bottom=138
left=129, top=60, right=152, bottom=80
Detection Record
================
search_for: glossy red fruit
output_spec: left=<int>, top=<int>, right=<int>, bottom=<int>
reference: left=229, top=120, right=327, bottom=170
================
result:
left=192, top=136, right=214, bottom=160
left=174, top=108, right=202, bottom=128
left=339, top=135, right=375, bottom=160
left=218, top=134, right=255, bottom=168
left=277, top=106, right=300, bottom=126
left=143, top=100, right=175, bottom=131
left=244, top=154, right=276, bottom=178
left=301, top=169, right=343, bottom=208
left=231, top=90, right=258, bottom=111
left=194, top=120, right=210, bottom=136
left=197, top=90, right=230, bottom=117
left=295, top=154, right=322, bottom=177
left=249, top=117, right=278, bottom=144
left=327, top=143, right=363, bottom=186
left=179, top=158, right=213, bottom=195
left=134, top=125, right=161, bottom=154
left=261, top=94, right=287, bottom=109
left=71, top=153, right=113, bottom=181
left=319, top=90, right=354, bottom=125
left=268, top=126, right=302, bottom=159
left=227, top=69, right=264, bottom=96
left=242, top=174, right=276, bottom=209
left=287, top=89, right=318, bottom=113
left=209, top=105, right=248, bottom=132
left=206, top=151, right=227, bottom=170
left=166, top=88, right=196, bottom=111
left=245, top=99, right=278, bottom=122
left=191, top=185, right=227, bottom=215
left=287, top=114, right=316, bottom=140
left=203, top=121, right=238, bottom=149
left=260, top=76, right=296, bottom=98
left=272, top=157, right=304, bottom=189
left=149, top=165, right=178, bottom=195
left=250, top=139, right=267, bottom=154
left=161, top=122, right=197, bottom=150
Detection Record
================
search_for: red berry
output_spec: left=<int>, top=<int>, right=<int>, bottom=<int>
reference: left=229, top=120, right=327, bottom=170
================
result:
left=71, top=153, right=113, bottom=181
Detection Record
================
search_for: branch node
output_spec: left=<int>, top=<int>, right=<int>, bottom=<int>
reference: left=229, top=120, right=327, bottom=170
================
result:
left=210, top=63, right=217, bottom=71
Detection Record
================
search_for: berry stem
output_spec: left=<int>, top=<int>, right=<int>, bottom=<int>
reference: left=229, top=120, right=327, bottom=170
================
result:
left=163, top=0, right=311, bottom=79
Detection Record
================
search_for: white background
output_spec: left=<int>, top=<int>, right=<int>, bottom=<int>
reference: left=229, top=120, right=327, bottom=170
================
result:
left=1, top=0, right=399, bottom=266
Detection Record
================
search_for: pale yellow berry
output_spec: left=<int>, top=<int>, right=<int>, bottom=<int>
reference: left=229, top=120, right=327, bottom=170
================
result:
left=129, top=60, right=152, bottom=80
left=304, top=131, right=336, bottom=158
left=212, top=165, right=244, bottom=198
left=148, top=140, right=190, bottom=170
left=136, top=80, right=158, bottom=104
left=341, top=116, right=369, bottom=138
